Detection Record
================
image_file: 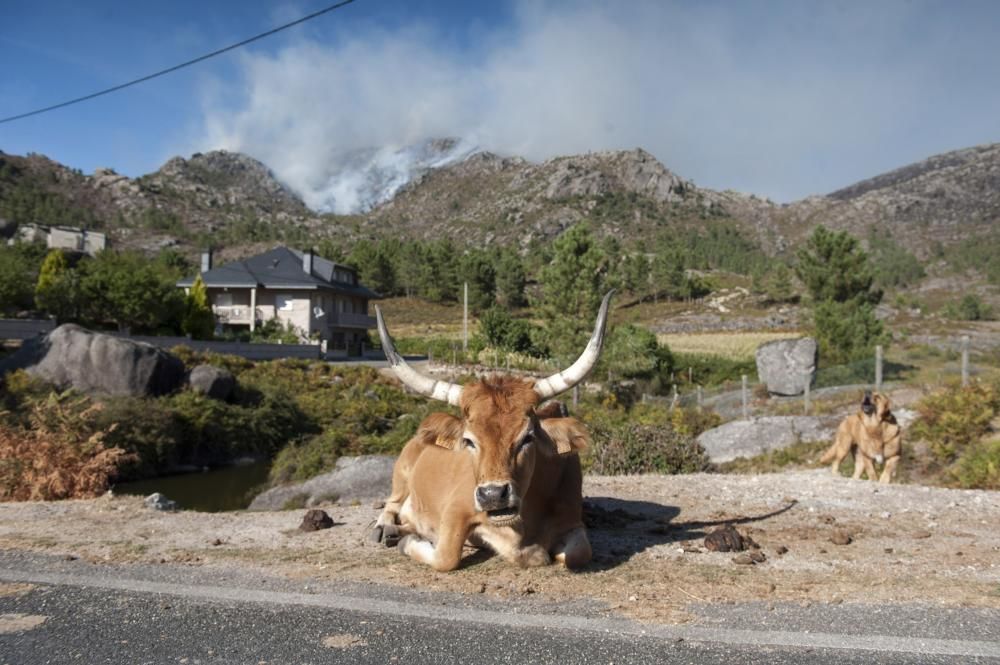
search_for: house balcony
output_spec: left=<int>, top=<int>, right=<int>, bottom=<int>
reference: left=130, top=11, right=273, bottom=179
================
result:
left=213, top=305, right=253, bottom=325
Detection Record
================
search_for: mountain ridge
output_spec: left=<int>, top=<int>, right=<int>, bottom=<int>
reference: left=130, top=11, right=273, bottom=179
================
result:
left=2, top=141, right=998, bottom=260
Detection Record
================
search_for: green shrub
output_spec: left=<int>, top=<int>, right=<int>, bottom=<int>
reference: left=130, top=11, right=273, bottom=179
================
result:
left=583, top=422, right=711, bottom=475
left=479, top=306, right=537, bottom=353
left=669, top=406, right=722, bottom=437
left=911, top=381, right=999, bottom=463
left=943, top=294, right=994, bottom=321
left=94, top=397, right=187, bottom=478
left=269, top=431, right=350, bottom=484
left=950, top=439, right=1000, bottom=490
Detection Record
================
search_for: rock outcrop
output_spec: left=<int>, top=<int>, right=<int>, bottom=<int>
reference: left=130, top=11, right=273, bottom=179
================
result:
left=756, top=337, right=817, bottom=396
left=188, top=364, right=236, bottom=401
left=0, top=324, right=185, bottom=397
left=248, top=455, right=395, bottom=511
left=696, top=415, right=839, bottom=463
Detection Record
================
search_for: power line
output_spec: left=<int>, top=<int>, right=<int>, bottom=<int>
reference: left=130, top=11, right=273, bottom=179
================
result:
left=0, top=0, right=358, bottom=125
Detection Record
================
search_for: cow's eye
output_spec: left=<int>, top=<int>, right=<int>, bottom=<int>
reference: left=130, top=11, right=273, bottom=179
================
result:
left=518, top=433, right=534, bottom=450
left=463, top=438, right=476, bottom=450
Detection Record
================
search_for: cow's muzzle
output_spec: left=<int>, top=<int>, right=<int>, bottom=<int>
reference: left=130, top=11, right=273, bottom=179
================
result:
left=475, top=483, right=520, bottom=524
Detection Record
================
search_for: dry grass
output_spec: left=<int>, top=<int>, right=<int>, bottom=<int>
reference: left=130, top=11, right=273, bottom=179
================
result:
left=657, top=331, right=802, bottom=360
left=375, top=297, right=470, bottom=338
left=0, top=399, right=135, bottom=502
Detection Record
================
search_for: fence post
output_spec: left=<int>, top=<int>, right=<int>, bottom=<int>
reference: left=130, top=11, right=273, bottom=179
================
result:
left=463, top=282, right=468, bottom=353
left=804, top=377, right=811, bottom=416
left=696, top=385, right=703, bottom=411
left=573, top=385, right=579, bottom=409
left=642, top=393, right=648, bottom=405
left=875, top=345, right=883, bottom=392
left=742, top=374, right=749, bottom=420
left=671, top=385, right=679, bottom=411
left=961, top=335, right=970, bottom=387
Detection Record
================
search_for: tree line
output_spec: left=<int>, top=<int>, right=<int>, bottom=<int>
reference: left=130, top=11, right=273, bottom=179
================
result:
left=0, top=220, right=892, bottom=370
left=0, top=243, right=208, bottom=336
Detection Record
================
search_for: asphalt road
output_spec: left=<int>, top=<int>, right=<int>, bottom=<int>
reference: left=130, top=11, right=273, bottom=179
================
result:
left=2, top=551, right=999, bottom=664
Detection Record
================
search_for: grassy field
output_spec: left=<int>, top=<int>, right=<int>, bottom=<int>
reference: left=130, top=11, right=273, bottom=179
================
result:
left=657, top=331, right=802, bottom=361
left=374, top=297, right=468, bottom=339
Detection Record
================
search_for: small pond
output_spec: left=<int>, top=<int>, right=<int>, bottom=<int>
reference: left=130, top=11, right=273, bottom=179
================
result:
left=114, top=460, right=271, bottom=512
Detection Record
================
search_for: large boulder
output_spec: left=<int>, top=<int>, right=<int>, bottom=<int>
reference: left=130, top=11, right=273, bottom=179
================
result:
left=696, top=415, right=839, bottom=463
left=0, top=324, right=185, bottom=397
left=188, top=364, right=235, bottom=401
left=248, top=455, right=395, bottom=511
left=755, top=337, right=817, bottom=396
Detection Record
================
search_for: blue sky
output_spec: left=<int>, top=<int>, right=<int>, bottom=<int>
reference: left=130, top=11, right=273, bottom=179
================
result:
left=2, top=0, right=999, bottom=203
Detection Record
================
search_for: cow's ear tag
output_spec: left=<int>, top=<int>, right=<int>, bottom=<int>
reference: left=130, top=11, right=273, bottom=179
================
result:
left=416, top=413, right=464, bottom=450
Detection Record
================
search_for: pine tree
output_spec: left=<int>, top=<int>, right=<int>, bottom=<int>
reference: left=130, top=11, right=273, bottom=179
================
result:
left=795, top=226, right=881, bottom=305
left=459, top=249, right=496, bottom=312
left=495, top=248, right=527, bottom=308
left=535, top=223, right=608, bottom=360
left=795, top=226, right=887, bottom=364
left=35, top=249, right=77, bottom=321
left=182, top=275, right=215, bottom=340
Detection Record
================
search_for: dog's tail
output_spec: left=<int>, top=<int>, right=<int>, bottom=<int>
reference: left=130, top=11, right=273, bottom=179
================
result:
left=819, top=443, right=838, bottom=464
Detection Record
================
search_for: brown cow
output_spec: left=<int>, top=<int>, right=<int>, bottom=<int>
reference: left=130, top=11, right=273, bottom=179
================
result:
left=369, top=292, right=614, bottom=571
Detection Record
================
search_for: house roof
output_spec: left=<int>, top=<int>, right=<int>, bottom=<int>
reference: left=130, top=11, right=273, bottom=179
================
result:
left=177, top=246, right=378, bottom=298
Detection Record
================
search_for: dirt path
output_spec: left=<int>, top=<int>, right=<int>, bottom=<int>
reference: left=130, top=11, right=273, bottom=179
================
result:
left=1, top=470, right=998, bottom=624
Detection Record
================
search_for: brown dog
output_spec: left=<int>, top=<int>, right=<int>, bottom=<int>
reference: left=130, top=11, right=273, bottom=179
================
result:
left=820, top=391, right=902, bottom=483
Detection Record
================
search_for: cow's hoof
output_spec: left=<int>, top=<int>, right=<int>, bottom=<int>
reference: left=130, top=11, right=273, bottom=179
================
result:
left=519, top=545, right=552, bottom=567
left=381, top=524, right=401, bottom=548
left=369, top=523, right=401, bottom=547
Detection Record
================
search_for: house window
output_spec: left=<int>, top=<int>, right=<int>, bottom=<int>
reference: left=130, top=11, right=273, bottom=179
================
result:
left=215, top=293, right=233, bottom=307
left=276, top=294, right=295, bottom=311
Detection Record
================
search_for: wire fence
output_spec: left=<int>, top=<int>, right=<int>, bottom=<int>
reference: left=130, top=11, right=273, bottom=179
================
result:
left=640, top=338, right=976, bottom=422
left=426, top=338, right=980, bottom=424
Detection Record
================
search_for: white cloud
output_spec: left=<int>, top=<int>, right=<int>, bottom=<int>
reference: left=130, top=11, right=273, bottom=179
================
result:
left=193, top=1, right=1000, bottom=209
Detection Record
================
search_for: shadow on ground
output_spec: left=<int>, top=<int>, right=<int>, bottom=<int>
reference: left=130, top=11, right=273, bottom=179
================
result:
left=582, top=497, right=798, bottom=571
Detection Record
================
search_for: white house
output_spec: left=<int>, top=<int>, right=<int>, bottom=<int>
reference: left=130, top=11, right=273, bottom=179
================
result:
left=177, top=246, right=377, bottom=352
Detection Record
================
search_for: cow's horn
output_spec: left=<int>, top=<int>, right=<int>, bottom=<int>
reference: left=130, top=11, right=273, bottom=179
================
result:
left=375, top=305, right=463, bottom=406
left=534, top=290, right=614, bottom=400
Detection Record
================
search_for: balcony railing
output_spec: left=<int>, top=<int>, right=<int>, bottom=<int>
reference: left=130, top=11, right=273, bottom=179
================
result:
left=213, top=305, right=253, bottom=324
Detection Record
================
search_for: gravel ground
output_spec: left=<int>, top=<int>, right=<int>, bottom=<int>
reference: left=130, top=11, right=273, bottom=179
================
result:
left=1, top=470, right=998, bottom=624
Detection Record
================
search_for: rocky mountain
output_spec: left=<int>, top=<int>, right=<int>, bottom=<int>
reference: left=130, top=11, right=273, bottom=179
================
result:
left=364, top=148, right=737, bottom=249
left=2, top=141, right=998, bottom=262
left=777, top=143, right=1000, bottom=256
left=0, top=149, right=324, bottom=254
left=363, top=142, right=1000, bottom=258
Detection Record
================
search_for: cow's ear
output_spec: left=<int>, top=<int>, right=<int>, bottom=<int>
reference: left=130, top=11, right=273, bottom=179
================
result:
left=416, top=412, right=464, bottom=450
left=535, top=400, right=569, bottom=419
left=538, top=417, right=590, bottom=456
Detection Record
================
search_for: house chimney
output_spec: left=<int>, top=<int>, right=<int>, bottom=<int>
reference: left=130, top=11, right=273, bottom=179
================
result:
left=303, top=248, right=314, bottom=276
left=201, top=249, right=213, bottom=273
